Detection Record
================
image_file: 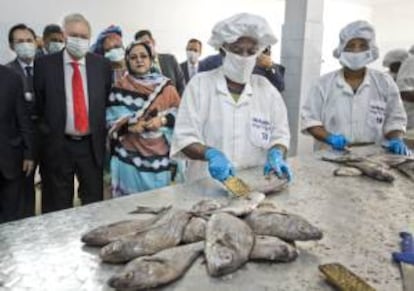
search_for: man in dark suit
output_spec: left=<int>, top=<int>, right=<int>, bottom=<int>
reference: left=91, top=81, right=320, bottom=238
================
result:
left=34, top=13, right=112, bottom=213
left=0, top=65, right=34, bottom=223
left=134, top=30, right=185, bottom=95
left=180, top=38, right=202, bottom=83
left=7, top=23, right=38, bottom=217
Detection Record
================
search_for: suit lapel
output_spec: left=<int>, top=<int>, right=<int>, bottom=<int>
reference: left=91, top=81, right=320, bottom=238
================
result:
left=55, top=51, right=67, bottom=125
left=182, top=61, right=189, bottom=82
left=85, top=53, right=97, bottom=128
left=11, top=59, right=25, bottom=78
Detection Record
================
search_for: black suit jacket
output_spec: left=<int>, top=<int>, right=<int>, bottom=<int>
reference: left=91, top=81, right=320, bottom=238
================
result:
left=6, top=58, right=36, bottom=118
left=0, top=65, right=33, bottom=179
left=158, top=53, right=185, bottom=95
left=180, top=61, right=190, bottom=83
left=180, top=61, right=202, bottom=83
left=33, top=51, right=112, bottom=168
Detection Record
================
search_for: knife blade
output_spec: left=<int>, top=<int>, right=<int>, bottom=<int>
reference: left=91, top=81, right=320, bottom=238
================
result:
left=223, top=176, right=252, bottom=197
left=393, top=232, right=414, bottom=291
left=318, top=263, right=376, bottom=291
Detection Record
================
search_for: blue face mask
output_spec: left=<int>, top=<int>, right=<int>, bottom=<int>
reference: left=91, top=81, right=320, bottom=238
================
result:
left=104, top=47, right=125, bottom=62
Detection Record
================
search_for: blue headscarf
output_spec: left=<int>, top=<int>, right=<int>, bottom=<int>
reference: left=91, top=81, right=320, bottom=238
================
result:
left=90, top=25, right=122, bottom=55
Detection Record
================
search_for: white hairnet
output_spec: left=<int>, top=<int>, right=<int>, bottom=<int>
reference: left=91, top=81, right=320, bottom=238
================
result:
left=382, top=49, right=409, bottom=68
left=333, top=20, right=379, bottom=61
left=409, top=45, right=414, bottom=55
left=208, top=13, right=277, bottom=50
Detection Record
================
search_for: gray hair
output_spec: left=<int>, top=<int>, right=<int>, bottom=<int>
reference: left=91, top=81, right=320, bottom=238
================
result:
left=62, top=13, right=91, bottom=35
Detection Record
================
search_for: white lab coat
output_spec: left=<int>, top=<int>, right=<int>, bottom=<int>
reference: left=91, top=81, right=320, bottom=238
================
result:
left=171, top=68, right=290, bottom=182
left=301, top=68, right=407, bottom=149
left=397, top=55, right=414, bottom=129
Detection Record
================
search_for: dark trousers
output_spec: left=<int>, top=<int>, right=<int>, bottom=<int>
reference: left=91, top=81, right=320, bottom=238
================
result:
left=0, top=172, right=23, bottom=223
left=41, top=136, right=103, bottom=213
left=19, top=123, right=42, bottom=218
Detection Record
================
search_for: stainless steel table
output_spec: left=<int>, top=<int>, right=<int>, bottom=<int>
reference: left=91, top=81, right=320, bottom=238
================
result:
left=1, top=147, right=413, bottom=291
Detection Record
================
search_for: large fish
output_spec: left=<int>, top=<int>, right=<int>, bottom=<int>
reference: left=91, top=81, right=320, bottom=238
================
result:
left=182, top=216, right=206, bottom=243
left=321, top=152, right=364, bottom=163
left=190, top=199, right=228, bottom=215
left=129, top=205, right=172, bottom=214
left=189, top=192, right=265, bottom=217
left=81, top=219, right=154, bottom=247
left=245, top=208, right=323, bottom=241
left=395, top=159, right=414, bottom=181
left=108, top=242, right=203, bottom=290
left=205, top=213, right=254, bottom=277
left=81, top=206, right=171, bottom=247
left=333, top=166, right=363, bottom=177
left=346, top=161, right=395, bottom=182
left=100, top=209, right=191, bottom=263
left=367, top=153, right=413, bottom=167
left=250, top=235, right=298, bottom=262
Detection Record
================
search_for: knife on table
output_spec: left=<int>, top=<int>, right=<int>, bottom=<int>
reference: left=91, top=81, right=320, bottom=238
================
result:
left=392, top=232, right=414, bottom=291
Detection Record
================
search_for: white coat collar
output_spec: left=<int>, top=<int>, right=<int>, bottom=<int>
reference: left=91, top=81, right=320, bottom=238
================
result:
left=335, top=68, right=371, bottom=95
left=216, top=68, right=253, bottom=105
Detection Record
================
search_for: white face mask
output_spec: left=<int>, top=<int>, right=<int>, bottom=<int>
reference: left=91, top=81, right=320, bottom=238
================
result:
left=47, top=41, right=65, bottom=54
left=66, top=36, right=90, bottom=59
left=222, top=49, right=258, bottom=84
left=104, top=47, right=125, bottom=62
left=14, top=42, right=36, bottom=60
left=186, top=50, right=200, bottom=64
left=339, top=50, right=373, bottom=71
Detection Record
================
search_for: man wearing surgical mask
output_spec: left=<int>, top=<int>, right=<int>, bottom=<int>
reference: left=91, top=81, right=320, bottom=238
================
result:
left=301, top=20, right=410, bottom=155
left=34, top=13, right=112, bottom=213
left=37, top=24, right=65, bottom=57
left=171, top=13, right=292, bottom=184
left=7, top=23, right=36, bottom=217
left=91, top=25, right=126, bottom=82
left=180, top=39, right=202, bottom=83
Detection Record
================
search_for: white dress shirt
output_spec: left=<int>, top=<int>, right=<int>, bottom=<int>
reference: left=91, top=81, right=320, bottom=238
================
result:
left=63, top=50, right=90, bottom=135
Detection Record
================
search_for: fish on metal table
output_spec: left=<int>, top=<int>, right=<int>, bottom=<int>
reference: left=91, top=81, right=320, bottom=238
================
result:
left=182, top=216, right=207, bottom=243
left=244, top=207, right=323, bottom=241
left=395, top=159, right=414, bottom=181
left=250, top=235, right=298, bottom=262
left=190, top=199, right=229, bottom=215
left=99, top=209, right=191, bottom=263
left=205, top=212, right=254, bottom=277
left=108, top=241, right=204, bottom=290
left=346, top=160, right=395, bottom=182
left=189, top=191, right=265, bottom=217
left=81, top=206, right=170, bottom=247
left=334, top=166, right=363, bottom=177
left=129, top=204, right=172, bottom=214
left=217, top=191, right=265, bottom=217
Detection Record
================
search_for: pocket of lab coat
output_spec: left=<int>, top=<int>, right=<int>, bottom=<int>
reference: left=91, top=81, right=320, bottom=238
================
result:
left=367, top=100, right=386, bottom=128
left=249, top=115, right=272, bottom=148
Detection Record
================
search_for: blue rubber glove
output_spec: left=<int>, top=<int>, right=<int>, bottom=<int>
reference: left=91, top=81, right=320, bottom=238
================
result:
left=204, top=148, right=235, bottom=182
left=325, top=134, right=349, bottom=151
left=264, top=148, right=292, bottom=182
left=387, top=138, right=411, bottom=156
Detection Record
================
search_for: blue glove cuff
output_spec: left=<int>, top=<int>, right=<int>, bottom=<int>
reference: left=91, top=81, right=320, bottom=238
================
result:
left=205, top=148, right=218, bottom=161
left=268, top=148, right=283, bottom=159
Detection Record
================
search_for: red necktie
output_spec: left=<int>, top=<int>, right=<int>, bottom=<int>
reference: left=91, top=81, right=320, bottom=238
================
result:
left=71, top=62, right=89, bottom=133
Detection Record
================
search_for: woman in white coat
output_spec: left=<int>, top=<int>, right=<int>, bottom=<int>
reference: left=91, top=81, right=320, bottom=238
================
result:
left=171, top=13, right=292, bottom=183
left=301, top=20, right=410, bottom=155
